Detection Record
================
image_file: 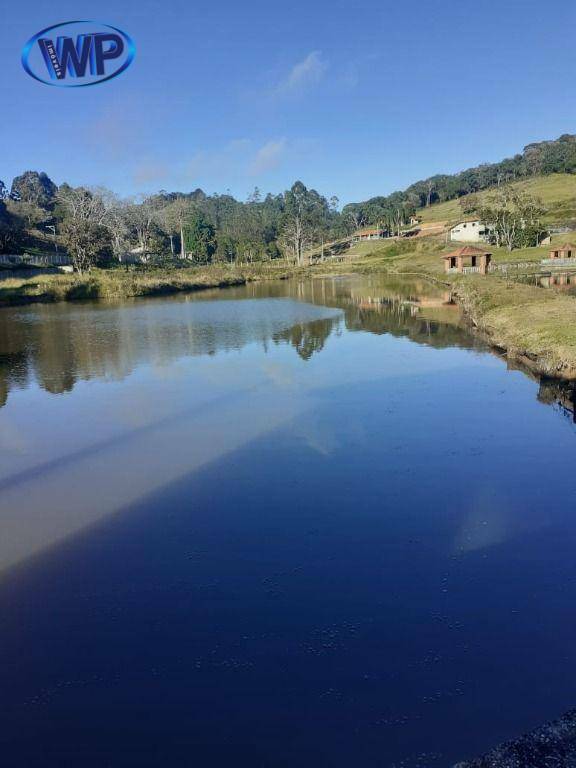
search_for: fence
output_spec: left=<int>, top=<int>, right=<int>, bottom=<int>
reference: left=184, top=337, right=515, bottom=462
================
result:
left=447, top=266, right=483, bottom=274
left=540, top=258, right=576, bottom=267
left=0, top=253, right=72, bottom=267
left=488, top=261, right=540, bottom=274
left=549, top=227, right=571, bottom=235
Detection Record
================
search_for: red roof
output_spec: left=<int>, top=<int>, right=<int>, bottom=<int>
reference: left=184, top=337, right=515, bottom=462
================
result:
left=442, top=245, right=492, bottom=259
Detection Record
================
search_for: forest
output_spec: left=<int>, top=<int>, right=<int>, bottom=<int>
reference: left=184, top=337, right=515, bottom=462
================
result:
left=2, top=133, right=576, bottom=271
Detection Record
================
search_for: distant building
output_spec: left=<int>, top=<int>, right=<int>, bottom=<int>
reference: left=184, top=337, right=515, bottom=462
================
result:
left=443, top=246, right=492, bottom=275
left=449, top=220, right=493, bottom=243
left=549, top=226, right=571, bottom=235
left=549, top=243, right=576, bottom=260
left=352, top=228, right=388, bottom=242
left=540, top=273, right=576, bottom=289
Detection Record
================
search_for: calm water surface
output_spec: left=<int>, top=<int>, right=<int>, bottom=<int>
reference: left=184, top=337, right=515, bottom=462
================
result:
left=1, top=275, right=575, bottom=767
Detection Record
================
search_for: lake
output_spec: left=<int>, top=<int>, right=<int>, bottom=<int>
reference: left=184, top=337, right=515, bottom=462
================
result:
left=0, top=274, right=575, bottom=767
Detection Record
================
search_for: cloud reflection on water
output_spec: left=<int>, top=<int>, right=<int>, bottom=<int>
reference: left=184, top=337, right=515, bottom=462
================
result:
left=0, top=275, right=574, bottom=575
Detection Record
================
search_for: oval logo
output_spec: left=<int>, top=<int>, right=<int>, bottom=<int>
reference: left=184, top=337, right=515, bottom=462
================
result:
left=22, top=21, right=135, bottom=87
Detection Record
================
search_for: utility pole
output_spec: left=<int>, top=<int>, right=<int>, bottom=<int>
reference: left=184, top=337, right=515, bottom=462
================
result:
left=46, top=225, right=58, bottom=259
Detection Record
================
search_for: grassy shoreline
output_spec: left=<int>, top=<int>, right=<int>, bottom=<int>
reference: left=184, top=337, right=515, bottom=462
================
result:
left=451, top=276, right=576, bottom=379
left=0, top=263, right=305, bottom=307
left=348, top=235, right=576, bottom=381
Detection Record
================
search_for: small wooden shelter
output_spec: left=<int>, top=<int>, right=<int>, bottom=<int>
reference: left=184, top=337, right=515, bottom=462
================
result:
left=549, top=243, right=576, bottom=260
left=442, top=245, right=492, bottom=274
left=352, top=228, right=388, bottom=242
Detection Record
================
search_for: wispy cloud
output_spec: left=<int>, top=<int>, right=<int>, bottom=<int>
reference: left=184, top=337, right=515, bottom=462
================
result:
left=275, top=51, right=327, bottom=97
left=130, top=137, right=290, bottom=189
left=248, top=138, right=287, bottom=175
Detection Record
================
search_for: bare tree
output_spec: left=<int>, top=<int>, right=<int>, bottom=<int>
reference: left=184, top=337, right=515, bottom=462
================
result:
left=124, top=195, right=158, bottom=258
left=98, top=189, right=130, bottom=262
left=161, top=198, right=193, bottom=259
left=56, top=186, right=107, bottom=224
left=282, top=182, right=326, bottom=266
left=346, top=208, right=366, bottom=231
left=426, top=180, right=434, bottom=207
left=281, top=213, right=308, bottom=265
left=57, top=187, right=111, bottom=273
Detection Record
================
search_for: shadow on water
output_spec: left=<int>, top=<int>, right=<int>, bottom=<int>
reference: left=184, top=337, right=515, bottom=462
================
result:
left=1, top=274, right=576, bottom=767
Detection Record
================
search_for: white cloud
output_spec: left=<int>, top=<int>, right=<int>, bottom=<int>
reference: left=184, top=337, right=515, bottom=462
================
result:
left=276, top=51, right=327, bottom=96
left=183, top=138, right=288, bottom=179
left=129, top=137, right=289, bottom=189
left=248, top=138, right=287, bottom=175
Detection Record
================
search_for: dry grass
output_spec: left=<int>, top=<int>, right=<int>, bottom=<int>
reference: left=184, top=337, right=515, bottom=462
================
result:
left=0, top=263, right=300, bottom=307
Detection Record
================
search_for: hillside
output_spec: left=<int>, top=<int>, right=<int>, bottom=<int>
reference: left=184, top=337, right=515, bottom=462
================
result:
left=418, top=173, right=576, bottom=225
left=343, top=134, right=576, bottom=231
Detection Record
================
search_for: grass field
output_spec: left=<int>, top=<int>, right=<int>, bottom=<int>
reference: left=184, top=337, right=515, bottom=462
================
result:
left=344, top=231, right=576, bottom=276
left=418, top=173, right=576, bottom=225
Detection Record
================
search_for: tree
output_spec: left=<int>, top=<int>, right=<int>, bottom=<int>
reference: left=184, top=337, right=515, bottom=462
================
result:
left=246, top=187, right=262, bottom=204
left=183, top=210, right=216, bottom=263
left=10, top=171, right=57, bottom=209
left=459, top=193, right=480, bottom=216
left=57, top=187, right=111, bottom=272
left=60, top=220, right=111, bottom=273
left=56, top=186, right=107, bottom=224
left=342, top=204, right=366, bottom=231
left=0, top=201, right=25, bottom=253
left=426, top=179, right=434, bottom=207
left=99, top=189, right=131, bottom=261
left=479, top=188, right=547, bottom=251
left=10, top=200, right=46, bottom=228
left=155, top=206, right=177, bottom=256
left=2, top=167, right=350, bottom=270
left=161, top=197, right=194, bottom=258
left=124, top=196, right=159, bottom=257
left=281, top=181, right=327, bottom=265
left=214, top=233, right=237, bottom=264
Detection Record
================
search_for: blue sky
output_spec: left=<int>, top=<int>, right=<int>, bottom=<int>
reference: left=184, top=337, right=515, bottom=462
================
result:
left=2, top=0, right=576, bottom=205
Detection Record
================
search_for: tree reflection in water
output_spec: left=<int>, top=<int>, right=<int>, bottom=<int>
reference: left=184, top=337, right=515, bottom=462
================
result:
left=0, top=274, right=574, bottom=419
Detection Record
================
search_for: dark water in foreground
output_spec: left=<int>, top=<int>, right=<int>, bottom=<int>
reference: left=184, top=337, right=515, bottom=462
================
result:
left=0, top=275, right=575, bottom=768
